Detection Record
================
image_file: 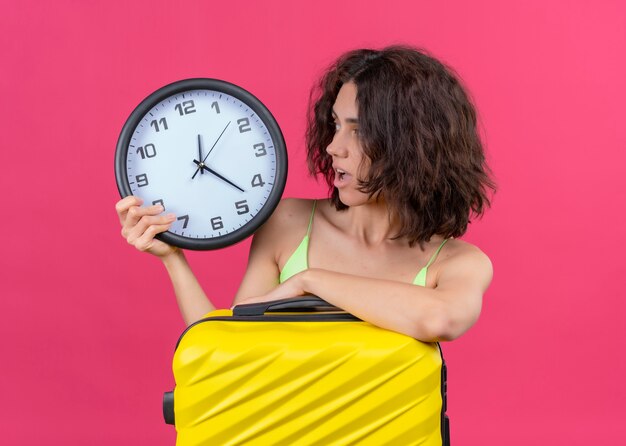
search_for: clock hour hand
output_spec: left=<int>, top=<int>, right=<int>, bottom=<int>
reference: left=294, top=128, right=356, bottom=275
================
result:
left=193, top=159, right=245, bottom=192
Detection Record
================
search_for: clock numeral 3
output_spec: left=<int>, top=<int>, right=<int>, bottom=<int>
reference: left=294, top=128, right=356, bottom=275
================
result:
left=137, top=143, right=157, bottom=159
left=237, top=118, right=251, bottom=133
left=235, top=200, right=249, bottom=215
left=150, top=118, right=168, bottom=132
left=253, top=142, right=267, bottom=157
left=177, top=215, right=189, bottom=229
left=136, top=174, right=149, bottom=187
left=175, top=100, right=196, bottom=115
left=211, top=216, right=224, bottom=230
left=251, top=174, right=265, bottom=188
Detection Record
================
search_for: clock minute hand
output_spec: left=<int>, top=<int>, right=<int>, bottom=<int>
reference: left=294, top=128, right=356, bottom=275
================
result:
left=192, top=134, right=205, bottom=179
left=198, top=134, right=203, bottom=175
left=193, top=159, right=245, bottom=192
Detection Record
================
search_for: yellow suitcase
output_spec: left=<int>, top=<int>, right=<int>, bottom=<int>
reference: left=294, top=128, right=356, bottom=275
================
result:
left=163, top=296, right=450, bottom=445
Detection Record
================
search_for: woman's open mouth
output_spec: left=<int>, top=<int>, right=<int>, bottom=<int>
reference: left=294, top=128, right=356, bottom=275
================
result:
left=334, top=168, right=352, bottom=187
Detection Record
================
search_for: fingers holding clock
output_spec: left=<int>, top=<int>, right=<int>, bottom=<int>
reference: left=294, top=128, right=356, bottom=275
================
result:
left=115, top=195, right=144, bottom=226
left=116, top=195, right=171, bottom=239
left=115, top=195, right=178, bottom=257
left=122, top=201, right=164, bottom=233
left=124, top=209, right=175, bottom=242
left=124, top=212, right=177, bottom=256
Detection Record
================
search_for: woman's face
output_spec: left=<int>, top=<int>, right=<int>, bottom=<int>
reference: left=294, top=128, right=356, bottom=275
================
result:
left=326, top=82, right=373, bottom=206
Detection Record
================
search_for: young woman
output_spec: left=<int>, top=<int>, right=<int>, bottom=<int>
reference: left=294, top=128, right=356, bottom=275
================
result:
left=115, top=46, right=497, bottom=342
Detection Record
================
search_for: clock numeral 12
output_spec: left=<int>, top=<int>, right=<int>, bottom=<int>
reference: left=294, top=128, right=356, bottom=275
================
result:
left=237, top=118, right=251, bottom=133
left=137, top=143, right=157, bottom=159
left=253, top=142, right=267, bottom=157
left=175, top=100, right=196, bottom=115
left=235, top=200, right=249, bottom=215
left=211, top=216, right=224, bottom=230
left=251, top=174, right=265, bottom=188
left=150, top=118, right=168, bottom=132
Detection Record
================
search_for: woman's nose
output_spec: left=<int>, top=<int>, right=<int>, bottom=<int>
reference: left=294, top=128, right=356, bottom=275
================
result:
left=325, top=133, right=348, bottom=158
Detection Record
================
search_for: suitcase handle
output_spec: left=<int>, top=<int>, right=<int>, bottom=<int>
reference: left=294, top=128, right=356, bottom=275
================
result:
left=232, top=294, right=344, bottom=316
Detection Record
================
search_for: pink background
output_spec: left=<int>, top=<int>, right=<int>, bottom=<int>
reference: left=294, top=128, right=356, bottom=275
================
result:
left=1, top=0, right=624, bottom=444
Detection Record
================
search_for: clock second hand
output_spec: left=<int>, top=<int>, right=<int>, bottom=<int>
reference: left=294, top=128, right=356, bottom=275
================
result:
left=193, top=159, right=245, bottom=192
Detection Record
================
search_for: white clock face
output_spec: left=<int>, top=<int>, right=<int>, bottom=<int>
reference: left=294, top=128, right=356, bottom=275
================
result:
left=123, top=88, right=282, bottom=245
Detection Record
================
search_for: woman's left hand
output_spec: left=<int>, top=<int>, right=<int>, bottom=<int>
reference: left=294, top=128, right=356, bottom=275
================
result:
left=232, top=272, right=308, bottom=308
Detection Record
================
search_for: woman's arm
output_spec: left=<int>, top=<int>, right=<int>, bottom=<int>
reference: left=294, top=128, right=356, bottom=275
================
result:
left=232, top=198, right=321, bottom=306
left=241, top=246, right=493, bottom=342
left=117, top=196, right=301, bottom=326
left=116, top=196, right=217, bottom=325
left=161, top=251, right=215, bottom=326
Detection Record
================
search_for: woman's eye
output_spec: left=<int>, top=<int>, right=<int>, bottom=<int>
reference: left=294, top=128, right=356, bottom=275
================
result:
left=333, top=122, right=340, bottom=132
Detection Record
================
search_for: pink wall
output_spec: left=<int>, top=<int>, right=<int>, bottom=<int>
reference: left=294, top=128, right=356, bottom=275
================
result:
left=1, top=0, right=624, bottom=444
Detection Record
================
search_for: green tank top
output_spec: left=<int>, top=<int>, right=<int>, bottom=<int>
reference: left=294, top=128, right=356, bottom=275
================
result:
left=279, top=200, right=449, bottom=287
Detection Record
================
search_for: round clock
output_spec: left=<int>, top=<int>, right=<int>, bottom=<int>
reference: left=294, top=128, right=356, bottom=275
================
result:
left=115, top=78, right=288, bottom=250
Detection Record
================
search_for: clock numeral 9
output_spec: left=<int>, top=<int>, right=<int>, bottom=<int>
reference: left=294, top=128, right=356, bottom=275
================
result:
left=235, top=200, right=249, bottom=215
left=251, top=174, right=265, bottom=188
left=135, top=174, right=149, bottom=187
left=136, top=143, right=157, bottom=159
left=211, top=216, right=224, bottom=230
left=211, top=101, right=220, bottom=114
left=253, top=142, right=267, bottom=157
left=237, top=118, right=251, bottom=133
left=150, top=118, right=168, bottom=132
left=175, top=100, right=196, bottom=115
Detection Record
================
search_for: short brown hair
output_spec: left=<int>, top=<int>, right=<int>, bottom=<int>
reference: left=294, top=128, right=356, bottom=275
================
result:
left=306, top=45, right=498, bottom=249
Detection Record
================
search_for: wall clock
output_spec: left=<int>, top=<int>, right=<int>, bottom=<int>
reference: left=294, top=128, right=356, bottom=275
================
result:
left=115, top=78, right=287, bottom=250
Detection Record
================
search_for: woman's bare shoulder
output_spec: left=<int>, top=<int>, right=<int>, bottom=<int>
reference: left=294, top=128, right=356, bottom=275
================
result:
left=434, top=238, right=493, bottom=289
left=257, top=198, right=319, bottom=244
left=270, top=197, right=319, bottom=227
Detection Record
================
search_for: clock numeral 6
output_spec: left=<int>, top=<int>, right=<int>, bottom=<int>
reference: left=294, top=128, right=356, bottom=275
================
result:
left=237, top=118, right=251, bottom=133
left=175, top=100, right=196, bottom=115
left=253, top=142, right=267, bottom=157
left=251, top=174, right=265, bottom=188
left=136, top=143, right=157, bottom=159
left=211, top=216, right=224, bottom=230
left=136, top=173, right=149, bottom=187
left=235, top=200, right=249, bottom=215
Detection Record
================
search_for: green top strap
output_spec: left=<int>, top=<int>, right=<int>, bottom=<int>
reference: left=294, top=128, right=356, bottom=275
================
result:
left=306, top=200, right=317, bottom=237
left=424, top=238, right=449, bottom=268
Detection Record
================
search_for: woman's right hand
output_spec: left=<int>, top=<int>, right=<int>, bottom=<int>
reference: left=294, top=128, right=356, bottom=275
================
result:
left=115, top=195, right=179, bottom=258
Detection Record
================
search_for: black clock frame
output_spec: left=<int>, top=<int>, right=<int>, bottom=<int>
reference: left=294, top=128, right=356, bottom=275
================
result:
left=115, top=78, right=288, bottom=251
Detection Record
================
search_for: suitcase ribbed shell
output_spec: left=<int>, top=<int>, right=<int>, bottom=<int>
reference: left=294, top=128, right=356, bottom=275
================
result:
left=172, top=309, right=446, bottom=445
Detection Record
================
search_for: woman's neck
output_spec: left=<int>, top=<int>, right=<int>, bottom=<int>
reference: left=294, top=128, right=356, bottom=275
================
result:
left=342, top=200, right=404, bottom=247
